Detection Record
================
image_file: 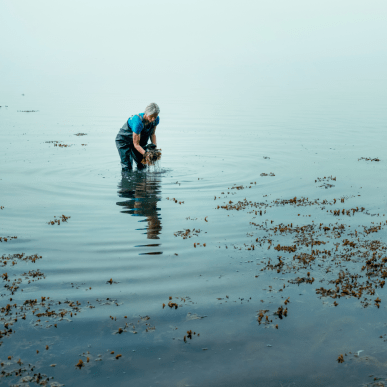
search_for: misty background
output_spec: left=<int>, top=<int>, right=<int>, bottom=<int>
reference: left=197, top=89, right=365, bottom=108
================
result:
left=1, top=0, right=386, bottom=100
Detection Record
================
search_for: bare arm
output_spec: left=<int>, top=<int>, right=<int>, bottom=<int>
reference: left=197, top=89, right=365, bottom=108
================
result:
left=133, top=133, right=146, bottom=155
left=150, top=126, right=157, bottom=147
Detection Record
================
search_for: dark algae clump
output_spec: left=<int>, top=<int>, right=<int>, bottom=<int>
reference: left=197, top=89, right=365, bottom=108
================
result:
left=141, top=149, right=162, bottom=166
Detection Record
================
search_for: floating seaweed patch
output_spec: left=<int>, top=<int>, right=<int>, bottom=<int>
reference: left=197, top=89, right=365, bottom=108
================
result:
left=0, top=236, right=17, bottom=242
left=315, top=175, right=336, bottom=189
left=288, top=276, right=315, bottom=285
left=0, top=357, right=59, bottom=386
left=166, top=197, right=184, bottom=204
left=183, top=329, right=199, bottom=343
left=47, top=215, right=71, bottom=225
left=1, top=253, right=42, bottom=267
left=95, top=298, right=122, bottom=306
left=75, top=359, right=84, bottom=368
left=174, top=228, right=200, bottom=239
left=44, top=141, right=73, bottom=147
left=358, top=157, right=380, bottom=162
left=162, top=296, right=194, bottom=310
left=55, top=143, right=72, bottom=148
left=1, top=269, right=45, bottom=295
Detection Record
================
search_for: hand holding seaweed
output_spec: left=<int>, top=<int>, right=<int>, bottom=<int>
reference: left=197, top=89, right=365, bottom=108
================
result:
left=141, top=149, right=162, bottom=166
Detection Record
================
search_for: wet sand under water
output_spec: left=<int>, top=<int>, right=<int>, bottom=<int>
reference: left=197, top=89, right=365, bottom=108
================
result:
left=1, top=88, right=387, bottom=387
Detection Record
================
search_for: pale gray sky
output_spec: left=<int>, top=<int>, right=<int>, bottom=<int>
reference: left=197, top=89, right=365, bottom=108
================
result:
left=1, top=0, right=386, bottom=97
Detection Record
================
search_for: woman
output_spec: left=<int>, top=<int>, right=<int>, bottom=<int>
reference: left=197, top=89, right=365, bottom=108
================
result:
left=116, top=102, right=160, bottom=171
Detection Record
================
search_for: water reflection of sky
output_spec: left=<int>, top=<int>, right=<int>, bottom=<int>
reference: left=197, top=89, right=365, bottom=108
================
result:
left=116, top=170, right=162, bottom=253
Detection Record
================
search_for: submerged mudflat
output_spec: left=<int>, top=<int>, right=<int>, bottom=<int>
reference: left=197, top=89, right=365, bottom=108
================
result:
left=1, top=90, right=387, bottom=387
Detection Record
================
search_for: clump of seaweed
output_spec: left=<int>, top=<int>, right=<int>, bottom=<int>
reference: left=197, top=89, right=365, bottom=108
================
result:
left=47, top=215, right=71, bottom=225
left=141, top=149, right=162, bottom=166
left=358, top=157, right=380, bottom=162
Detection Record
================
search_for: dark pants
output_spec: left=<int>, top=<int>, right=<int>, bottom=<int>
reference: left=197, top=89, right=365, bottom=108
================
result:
left=116, top=138, right=145, bottom=171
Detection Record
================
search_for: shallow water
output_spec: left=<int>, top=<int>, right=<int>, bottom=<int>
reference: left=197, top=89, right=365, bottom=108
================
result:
left=1, top=82, right=387, bottom=387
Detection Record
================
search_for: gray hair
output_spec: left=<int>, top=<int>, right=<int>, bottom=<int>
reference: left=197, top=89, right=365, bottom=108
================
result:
left=144, top=102, right=160, bottom=116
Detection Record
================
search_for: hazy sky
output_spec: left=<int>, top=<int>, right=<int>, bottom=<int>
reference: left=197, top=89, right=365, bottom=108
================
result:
left=1, top=0, right=387, bottom=97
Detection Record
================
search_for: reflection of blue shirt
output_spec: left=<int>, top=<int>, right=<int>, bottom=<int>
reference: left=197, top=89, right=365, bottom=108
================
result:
left=128, top=113, right=160, bottom=135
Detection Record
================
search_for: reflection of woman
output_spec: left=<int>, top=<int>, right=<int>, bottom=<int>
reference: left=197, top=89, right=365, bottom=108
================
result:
left=115, top=103, right=160, bottom=171
left=116, top=171, right=162, bottom=239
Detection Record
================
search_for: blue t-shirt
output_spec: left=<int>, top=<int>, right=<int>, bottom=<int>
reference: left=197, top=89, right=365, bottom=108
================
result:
left=128, top=113, right=160, bottom=134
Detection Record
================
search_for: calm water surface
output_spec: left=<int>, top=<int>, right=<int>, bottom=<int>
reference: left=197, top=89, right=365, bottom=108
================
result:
left=1, top=83, right=387, bottom=386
